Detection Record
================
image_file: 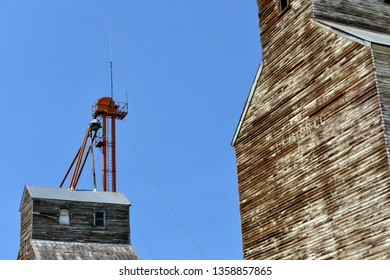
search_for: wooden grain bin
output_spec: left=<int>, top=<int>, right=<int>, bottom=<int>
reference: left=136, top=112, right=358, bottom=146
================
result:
left=17, top=185, right=139, bottom=260
left=232, top=0, right=390, bottom=259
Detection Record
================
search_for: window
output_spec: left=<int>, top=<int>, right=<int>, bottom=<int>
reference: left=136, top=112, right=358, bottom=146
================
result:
left=279, top=0, right=290, bottom=13
left=59, top=209, right=70, bottom=225
left=94, top=211, right=105, bottom=227
left=385, top=0, right=390, bottom=4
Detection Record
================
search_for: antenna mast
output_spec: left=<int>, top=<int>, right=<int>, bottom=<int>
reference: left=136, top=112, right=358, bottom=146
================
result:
left=110, top=17, right=114, bottom=99
left=90, top=18, right=128, bottom=192
left=60, top=18, right=128, bottom=192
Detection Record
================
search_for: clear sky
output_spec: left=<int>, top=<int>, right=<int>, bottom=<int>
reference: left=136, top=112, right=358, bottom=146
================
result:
left=0, top=0, right=260, bottom=260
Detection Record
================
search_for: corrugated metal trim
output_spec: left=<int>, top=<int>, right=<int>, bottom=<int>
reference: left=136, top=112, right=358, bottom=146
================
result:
left=315, top=19, right=390, bottom=47
left=231, top=61, right=264, bottom=147
left=20, top=185, right=131, bottom=209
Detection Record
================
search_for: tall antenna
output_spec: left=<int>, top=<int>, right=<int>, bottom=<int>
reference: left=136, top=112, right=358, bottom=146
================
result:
left=109, top=17, right=114, bottom=99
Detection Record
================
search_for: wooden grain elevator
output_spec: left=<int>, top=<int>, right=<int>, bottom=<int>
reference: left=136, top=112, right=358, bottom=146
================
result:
left=18, top=185, right=138, bottom=260
left=232, top=0, right=390, bottom=259
left=18, top=97, right=139, bottom=260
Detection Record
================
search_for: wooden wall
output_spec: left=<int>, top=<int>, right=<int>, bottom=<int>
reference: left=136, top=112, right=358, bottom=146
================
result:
left=17, top=191, right=34, bottom=260
left=372, top=44, right=390, bottom=161
left=31, top=199, right=130, bottom=244
left=234, top=0, right=390, bottom=259
left=312, top=0, right=390, bottom=34
left=18, top=189, right=134, bottom=259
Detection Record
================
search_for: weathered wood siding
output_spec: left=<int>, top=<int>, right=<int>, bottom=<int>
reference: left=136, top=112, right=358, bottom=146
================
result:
left=31, top=199, right=130, bottom=244
left=312, top=0, right=390, bottom=34
left=17, top=191, right=35, bottom=260
left=234, top=0, right=390, bottom=259
left=372, top=44, right=390, bottom=162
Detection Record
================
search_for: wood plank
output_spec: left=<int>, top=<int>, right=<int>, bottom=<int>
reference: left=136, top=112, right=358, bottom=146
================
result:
left=235, top=0, right=390, bottom=260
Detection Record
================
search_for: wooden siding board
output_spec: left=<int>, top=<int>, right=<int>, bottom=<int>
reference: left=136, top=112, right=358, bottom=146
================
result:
left=234, top=0, right=390, bottom=259
left=32, top=199, right=130, bottom=244
left=312, top=0, right=390, bottom=34
left=18, top=190, right=136, bottom=259
left=17, top=190, right=34, bottom=260
left=372, top=44, right=390, bottom=164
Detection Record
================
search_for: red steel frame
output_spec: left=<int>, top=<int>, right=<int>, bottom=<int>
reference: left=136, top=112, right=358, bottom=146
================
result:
left=60, top=97, right=127, bottom=192
left=93, top=97, right=127, bottom=192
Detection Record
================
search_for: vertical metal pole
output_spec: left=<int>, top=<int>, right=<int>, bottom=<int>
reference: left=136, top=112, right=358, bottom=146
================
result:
left=90, top=132, right=97, bottom=191
left=102, top=115, right=107, bottom=192
left=74, top=131, right=98, bottom=189
left=110, top=18, right=114, bottom=100
left=111, top=115, right=117, bottom=192
left=110, top=61, right=114, bottom=100
left=74, top=144, right=92, bottom=188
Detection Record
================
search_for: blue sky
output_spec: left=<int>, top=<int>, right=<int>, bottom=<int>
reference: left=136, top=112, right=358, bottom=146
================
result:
left=0, top=0, right=260, bottom=260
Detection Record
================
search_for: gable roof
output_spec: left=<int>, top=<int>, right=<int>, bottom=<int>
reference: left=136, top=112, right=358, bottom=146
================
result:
left=20, top=185, right=131, bottom=211
left=231, top=61, right=263, bottom=147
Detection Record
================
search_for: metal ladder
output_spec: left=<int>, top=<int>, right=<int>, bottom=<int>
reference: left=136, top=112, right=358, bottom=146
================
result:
left=106, top=117, right=113, bottom=191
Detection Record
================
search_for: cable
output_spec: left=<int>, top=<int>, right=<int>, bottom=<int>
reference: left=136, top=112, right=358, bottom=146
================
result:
left=132, top=214, right=155, bottom=259
left=82, top=152, right=101, bottom=190
left=119, top=122, right=207, bottom=259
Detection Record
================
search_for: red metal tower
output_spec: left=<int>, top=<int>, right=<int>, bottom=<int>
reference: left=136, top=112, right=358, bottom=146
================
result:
left=92, top=97, right=128, bottom=192
left=60, top=28, right=128, bottom=192
left=60, top=97, right=127, bottom=192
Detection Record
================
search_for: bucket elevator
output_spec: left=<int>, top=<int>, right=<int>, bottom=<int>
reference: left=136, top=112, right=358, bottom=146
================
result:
left=60, top=97, right=128, bottom=192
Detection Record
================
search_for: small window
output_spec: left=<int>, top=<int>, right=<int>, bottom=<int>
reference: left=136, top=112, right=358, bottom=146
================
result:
left=94, top=211, right=105, bottom=227
left=279, top=0, right=290, bottom=13
left=59, top=209, right=70, bottom=225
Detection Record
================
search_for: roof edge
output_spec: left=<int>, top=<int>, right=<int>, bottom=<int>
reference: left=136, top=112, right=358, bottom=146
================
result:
left=22, top=185, right=131, bottom=206
left=313, top=19, right=390, bottom=47
left=231, top=60, right=263, bottom=147
left=19, top=185, right=29, bottom=212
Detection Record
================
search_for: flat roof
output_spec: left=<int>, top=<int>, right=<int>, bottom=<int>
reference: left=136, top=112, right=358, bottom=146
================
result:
left=21, top=185, right=131, bottom=210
